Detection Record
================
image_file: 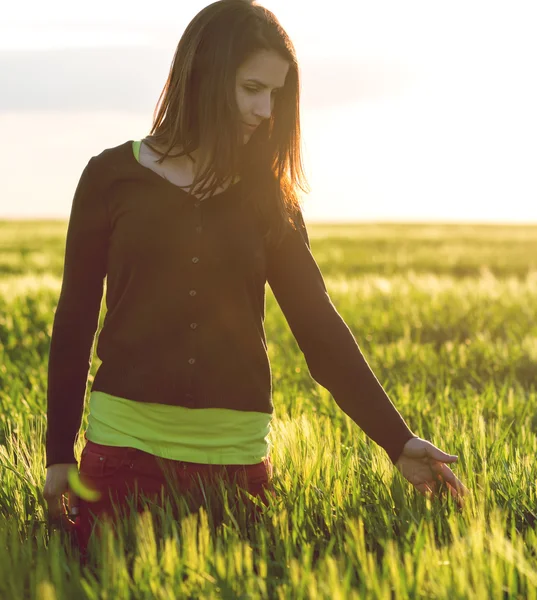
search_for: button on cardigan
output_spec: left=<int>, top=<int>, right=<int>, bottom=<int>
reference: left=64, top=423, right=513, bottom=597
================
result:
left=45, top=139, right=416, bottom=467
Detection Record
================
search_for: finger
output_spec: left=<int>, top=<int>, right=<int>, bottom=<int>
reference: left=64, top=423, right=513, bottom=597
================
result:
left=45, top=492, right=62, bottom=516
left=433, top=463, right=469, bottom=496
left=65, top=469, right=81, bottom=520
left=447, top=482, right=466, bottom=508
left=68, top=490, right=80, bottom=516
left=65, top=465, right=79, bottom=513
left=59, top=494, right=71, bottom=519
left=416, top=482, right=436, bottom=499
left=46, top=497, right=65, bottom=523
left=49, top=491, right=70, bottom=522
left=446, top=482, right=467, bottom=511
left=432, top=466, right=470, bottom=505
left=426, top=444, right=459, bottom=463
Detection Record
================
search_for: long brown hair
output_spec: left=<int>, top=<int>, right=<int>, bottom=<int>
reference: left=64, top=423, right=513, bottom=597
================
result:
left=143, top=0, right=309, bottom=246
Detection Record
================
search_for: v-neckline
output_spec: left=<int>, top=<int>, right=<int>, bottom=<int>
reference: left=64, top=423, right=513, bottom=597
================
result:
left=127, top=140, right=241, bottom=201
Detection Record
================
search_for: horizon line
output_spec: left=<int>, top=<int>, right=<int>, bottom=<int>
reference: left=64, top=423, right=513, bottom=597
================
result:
left=2, top=217, right=537, bottom=227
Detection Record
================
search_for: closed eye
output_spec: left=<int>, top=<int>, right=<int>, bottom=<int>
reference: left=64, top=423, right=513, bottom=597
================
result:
left=243, top=86, right=281, bottom=96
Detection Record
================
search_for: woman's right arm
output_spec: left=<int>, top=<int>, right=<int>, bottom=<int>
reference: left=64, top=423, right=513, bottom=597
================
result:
left=45, top=157, right=109, bottom=468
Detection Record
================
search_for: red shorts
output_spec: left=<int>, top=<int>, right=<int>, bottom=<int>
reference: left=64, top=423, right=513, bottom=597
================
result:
left=64, top=436, right=276, bottom=561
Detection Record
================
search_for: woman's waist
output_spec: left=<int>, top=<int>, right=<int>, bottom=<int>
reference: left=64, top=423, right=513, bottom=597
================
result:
left=85, top=390, right=273, bottom=464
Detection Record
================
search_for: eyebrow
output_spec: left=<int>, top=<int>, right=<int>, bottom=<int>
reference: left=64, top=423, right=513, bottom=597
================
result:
left=244, top=78, right=284, bottom=90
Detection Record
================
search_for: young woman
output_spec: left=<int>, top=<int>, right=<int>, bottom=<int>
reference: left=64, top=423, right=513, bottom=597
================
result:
left=43, top=0, right=468, bottom=557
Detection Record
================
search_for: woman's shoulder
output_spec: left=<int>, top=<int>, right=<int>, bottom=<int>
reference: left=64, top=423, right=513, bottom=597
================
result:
left=86, top=139, right=136, bottom=178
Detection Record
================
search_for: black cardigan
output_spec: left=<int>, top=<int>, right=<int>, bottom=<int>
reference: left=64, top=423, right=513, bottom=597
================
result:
left=46, top=140, right=416, bottom=467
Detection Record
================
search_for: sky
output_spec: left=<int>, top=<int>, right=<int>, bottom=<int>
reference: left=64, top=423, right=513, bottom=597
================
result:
left=1, top=0, right=536, bottom=222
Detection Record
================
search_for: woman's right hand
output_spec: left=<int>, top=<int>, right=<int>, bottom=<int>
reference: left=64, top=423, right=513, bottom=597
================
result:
left=43, top=463, right=79, bottom=523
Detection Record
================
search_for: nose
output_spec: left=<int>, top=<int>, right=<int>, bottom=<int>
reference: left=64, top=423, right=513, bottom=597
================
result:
left=253, top=92, right=273, bottom=121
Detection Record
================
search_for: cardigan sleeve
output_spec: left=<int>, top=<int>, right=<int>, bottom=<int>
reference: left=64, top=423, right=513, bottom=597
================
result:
left=45, top=158, right=109, bottom=467
left=266, top=208, right=417, bottom=464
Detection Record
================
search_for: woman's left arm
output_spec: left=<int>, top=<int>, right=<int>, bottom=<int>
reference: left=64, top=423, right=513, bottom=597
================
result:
left=266, top=207, right=417, bottom=465
left=266, top=208, right=469, bottom=505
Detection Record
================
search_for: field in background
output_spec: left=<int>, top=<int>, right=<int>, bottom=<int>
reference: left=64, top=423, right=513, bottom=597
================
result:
left=0, top=221, right=536, bottom=598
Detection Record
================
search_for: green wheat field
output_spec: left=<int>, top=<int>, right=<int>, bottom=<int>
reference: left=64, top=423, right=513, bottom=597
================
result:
left=1, top=220, right=536, bottom=599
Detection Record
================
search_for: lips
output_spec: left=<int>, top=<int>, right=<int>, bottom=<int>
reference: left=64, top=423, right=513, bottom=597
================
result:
left=243, top=122, right=258, bottom=130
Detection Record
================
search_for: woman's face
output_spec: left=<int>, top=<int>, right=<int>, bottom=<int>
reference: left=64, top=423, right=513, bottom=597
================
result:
left=235, top=49, right=290, bottom=144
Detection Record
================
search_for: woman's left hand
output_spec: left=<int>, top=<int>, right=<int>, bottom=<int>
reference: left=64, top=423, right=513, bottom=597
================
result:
left=395, top=437, right=469, bottom=508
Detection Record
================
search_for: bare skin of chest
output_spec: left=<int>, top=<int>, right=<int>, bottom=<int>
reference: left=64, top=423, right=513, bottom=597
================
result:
left=139, top=141, right=238, bottom=199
